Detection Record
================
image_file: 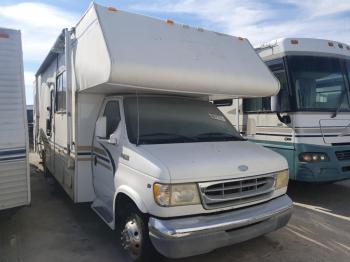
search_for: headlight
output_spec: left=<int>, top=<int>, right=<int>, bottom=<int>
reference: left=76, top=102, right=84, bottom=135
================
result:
left=299, top=152, right=329, bottom=162
left=153, top=183, right=201, bottom=207
left=275, top=169, right=289, bottom=190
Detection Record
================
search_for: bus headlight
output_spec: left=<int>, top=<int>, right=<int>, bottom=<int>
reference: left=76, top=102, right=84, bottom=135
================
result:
left=275, top=169, right=289, bottom=190
left=299, top=152, right=329, bottom=163
left=153, top=183, right=201, bottom=207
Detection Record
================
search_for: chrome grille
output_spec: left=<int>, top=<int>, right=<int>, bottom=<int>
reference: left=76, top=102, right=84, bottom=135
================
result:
left=335, top=150, right=350, bottom=161
left=199, top=174, right=276, bottom=210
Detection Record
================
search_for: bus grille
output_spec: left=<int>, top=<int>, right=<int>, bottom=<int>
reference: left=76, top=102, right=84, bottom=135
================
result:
left=335, top=150, right=350, bottom=161
left=198, top=174, right=276, bottom=210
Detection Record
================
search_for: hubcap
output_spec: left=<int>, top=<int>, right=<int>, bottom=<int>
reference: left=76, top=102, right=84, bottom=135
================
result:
left=121, top=218, right=142, bottom=258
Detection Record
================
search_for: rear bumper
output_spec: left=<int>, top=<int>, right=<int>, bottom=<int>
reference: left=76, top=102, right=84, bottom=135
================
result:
left=148, top=195, right=293, bottom=259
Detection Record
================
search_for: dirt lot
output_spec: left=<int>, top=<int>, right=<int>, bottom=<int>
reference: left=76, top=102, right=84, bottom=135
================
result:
left=1, top=153, right=349, bottom=262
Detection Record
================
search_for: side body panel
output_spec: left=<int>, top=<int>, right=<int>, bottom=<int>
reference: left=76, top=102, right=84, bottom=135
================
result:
left=0, top=28, right=30, bottom=210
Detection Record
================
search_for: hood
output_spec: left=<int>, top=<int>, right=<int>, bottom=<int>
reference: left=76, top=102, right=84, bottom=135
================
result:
left=319, top=119, right=350, bottom=144
left=141, top=141, right=287, bottom=183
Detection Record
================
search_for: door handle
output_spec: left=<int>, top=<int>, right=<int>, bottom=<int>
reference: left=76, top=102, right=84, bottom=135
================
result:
left=94, top=155, right=97, bottom=166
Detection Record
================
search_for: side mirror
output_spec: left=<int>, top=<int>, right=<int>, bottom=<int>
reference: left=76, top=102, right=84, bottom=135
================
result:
left=277, top=113, right=291, bottom=125
left=95, top=116, right=107, bottom=138
left=109, top=133, right=118, bottom=145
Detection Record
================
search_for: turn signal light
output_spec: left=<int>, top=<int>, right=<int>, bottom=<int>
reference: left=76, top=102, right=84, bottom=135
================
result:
left=291, top=39, right=299, bottom=45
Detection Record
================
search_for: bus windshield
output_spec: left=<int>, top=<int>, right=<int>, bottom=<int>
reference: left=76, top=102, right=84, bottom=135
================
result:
left=124, top=96, right=244, bottom=145
left=288, top=56, right=350, bottom=112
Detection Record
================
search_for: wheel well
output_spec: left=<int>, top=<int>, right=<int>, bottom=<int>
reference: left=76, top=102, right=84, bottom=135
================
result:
left=115, top=193, right=140, bottom=220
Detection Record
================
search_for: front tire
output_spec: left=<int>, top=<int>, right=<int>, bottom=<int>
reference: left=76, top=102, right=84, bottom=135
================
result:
left=118, top=205, right=158, bottom=262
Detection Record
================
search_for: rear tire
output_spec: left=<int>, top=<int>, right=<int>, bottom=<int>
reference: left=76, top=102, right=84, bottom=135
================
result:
left=118, top=204, right=159, bottom=262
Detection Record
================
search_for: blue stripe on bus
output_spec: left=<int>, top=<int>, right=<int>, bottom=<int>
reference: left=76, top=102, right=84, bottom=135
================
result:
left=0, top=155, right=26, bottom=162
left=0, top=148, right=26, bottom=156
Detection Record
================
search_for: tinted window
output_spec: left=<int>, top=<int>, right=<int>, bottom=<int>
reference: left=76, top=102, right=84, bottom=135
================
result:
left=55, top=72, right=67, bottom=112
left=103, top=101, right=121, bottom=138
left=243, top=59, right=290, bottom=113
left=124, top=97, right=243, bottom=145
left=288, top=56, right=350, bottom=111
left=243, top=97, right=271, bottom=112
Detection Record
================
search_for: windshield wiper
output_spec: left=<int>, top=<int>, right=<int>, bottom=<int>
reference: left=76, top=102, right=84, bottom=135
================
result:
left=331, top=88, right=348, bottom=118
left=138, top=133, right=195, bottom=144
left=193, top=132, right=244, bottom=141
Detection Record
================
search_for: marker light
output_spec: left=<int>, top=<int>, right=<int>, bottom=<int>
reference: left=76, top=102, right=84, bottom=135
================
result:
left=108, top=7, right=118, bottom=12
left=291, top=39, right=299, bottom=45
left=166, top=19, right=174, bottom=25
left=0, top=33, right=9, bottom=39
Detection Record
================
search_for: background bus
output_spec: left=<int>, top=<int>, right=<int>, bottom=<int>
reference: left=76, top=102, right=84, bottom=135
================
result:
left=218, top=38, right=350, bottom=183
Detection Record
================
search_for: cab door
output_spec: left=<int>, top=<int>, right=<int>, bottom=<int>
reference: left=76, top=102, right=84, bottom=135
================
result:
left=91, top=98, right=123, bottom=223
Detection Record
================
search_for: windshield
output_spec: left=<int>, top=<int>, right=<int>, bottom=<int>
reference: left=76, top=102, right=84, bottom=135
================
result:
left=288, top=56, right=350, bottom=111
left=124, top=97, right=244, bottom=145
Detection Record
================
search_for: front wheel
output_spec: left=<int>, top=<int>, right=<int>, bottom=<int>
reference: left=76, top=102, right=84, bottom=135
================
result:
left=118, top=206, right=158, bottom=262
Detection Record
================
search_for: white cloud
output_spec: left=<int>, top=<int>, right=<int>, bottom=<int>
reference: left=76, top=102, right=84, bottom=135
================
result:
left=285, top=0, right=350, bottom=18
left=0, top=2, right=78, bottom=63
left=0, top=2, right=79, bottom=104
left=132, top=0, right=350, bottom=45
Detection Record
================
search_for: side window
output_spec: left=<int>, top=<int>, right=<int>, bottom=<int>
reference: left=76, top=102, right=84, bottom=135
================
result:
left=212, top=99, right=233, bottom=107
left=243, top=59, right=291, bottom=113
left=103, top=101, right=121, bottom=138
left=55, top=71, right=67, bottom=112
left=243, top=97, right=271, bottom=113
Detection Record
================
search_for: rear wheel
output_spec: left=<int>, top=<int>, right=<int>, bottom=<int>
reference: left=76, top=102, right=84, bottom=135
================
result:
left=118, top=204, right=158, bottom=262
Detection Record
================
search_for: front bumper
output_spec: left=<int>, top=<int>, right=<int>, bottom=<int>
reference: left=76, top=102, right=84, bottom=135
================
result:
left=148, top=195, right=293, bottom=259
left=295, top=144, right=350, bottom=182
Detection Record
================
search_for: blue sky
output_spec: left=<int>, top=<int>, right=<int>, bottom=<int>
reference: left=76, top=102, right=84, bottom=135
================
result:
left=0, top=0, right=349, bottom=105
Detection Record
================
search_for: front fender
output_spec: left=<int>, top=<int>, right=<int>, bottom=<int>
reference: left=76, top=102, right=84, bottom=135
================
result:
left=114, top=185, right=148, bottom=214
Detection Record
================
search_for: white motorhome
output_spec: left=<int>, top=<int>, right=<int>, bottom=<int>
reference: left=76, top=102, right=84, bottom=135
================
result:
left=0, top=28, right=30, bottom=210
left=218, top=38, right=350, bottom=183
left=34, top=3, right=292, bottom=260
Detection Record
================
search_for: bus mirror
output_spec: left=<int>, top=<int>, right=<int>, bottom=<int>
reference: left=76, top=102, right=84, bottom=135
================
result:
left=95, top=116, right=107, bottom=138
left=277, top=113, right=291, bottom=125
left=271, top=95, right=280, bottom=112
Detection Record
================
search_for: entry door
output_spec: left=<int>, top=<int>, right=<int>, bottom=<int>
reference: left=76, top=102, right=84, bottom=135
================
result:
left=92, top=99, right=123, bottom=215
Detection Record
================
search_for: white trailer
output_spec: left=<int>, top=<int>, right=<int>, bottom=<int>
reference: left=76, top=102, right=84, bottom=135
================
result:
left=0, top=28, right=30, bottom=210
left=218, top=38, right=350, bottom=183
left=34, top=3, right=292, bottom=261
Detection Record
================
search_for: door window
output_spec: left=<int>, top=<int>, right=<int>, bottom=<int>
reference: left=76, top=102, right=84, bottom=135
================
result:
left=103, top=101, right=121, bottom=138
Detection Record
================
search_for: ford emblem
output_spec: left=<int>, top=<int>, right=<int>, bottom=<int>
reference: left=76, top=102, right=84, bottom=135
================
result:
left=238, top=165, right=248, bottom=172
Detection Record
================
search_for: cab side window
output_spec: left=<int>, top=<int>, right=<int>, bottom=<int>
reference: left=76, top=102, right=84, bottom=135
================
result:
left=243, top=58, right=291, bottom=113
left=103, top=101, right=121, bottom=138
